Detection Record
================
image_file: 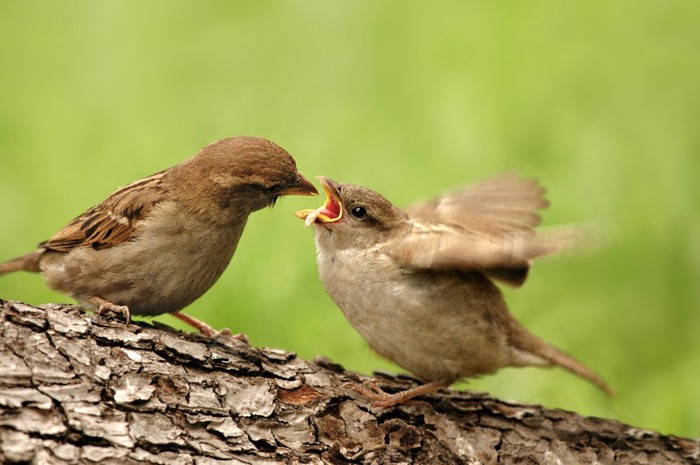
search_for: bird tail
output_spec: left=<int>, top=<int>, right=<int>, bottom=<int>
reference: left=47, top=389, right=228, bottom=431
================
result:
left=510, top=327, right=615, bottom=395
left=0, top=250, right=43, bottom=277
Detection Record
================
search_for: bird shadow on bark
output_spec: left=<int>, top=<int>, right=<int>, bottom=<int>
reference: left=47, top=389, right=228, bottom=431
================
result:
left=0, top=299, right=697, bottom=464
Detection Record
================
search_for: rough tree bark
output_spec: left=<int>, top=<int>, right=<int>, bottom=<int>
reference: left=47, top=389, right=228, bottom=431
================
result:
left=0, top=299, right=697, bottom=465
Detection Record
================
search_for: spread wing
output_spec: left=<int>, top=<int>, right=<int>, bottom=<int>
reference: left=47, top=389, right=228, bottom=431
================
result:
left=40, top=171, right=168, bottom=253
left=386, top=174, right=558, bottom=287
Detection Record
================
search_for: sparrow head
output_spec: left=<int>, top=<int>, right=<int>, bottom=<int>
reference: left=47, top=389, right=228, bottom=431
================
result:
left=171, top=136, right=318, bottom=222
left=295, top=176, right=410, bottom=249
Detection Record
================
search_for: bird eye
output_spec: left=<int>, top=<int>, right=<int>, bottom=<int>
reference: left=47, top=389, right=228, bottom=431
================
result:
left=350, top=205, right=368, bottom=220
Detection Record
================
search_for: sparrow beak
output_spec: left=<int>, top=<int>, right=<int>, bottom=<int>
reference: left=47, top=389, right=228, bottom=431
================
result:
left=294, top=176, right=344, bottom=225
left=278, top=173, right=319, bottom=197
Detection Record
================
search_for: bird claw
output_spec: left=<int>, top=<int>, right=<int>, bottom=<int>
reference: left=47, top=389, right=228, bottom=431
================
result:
left=168, top=312, right=249, bottom=343
left=358, top=380, right=389, bottom=397
left=346, top=379, right=447, bottom=409
left=346, top=380, right=398, bottom=408
left=229, top=332, right=250, bottom=344
left=96, top=301, right=131, bottom=325
left=205, top=327, right=231, bottom=339
left=206, top=330, right=251, bottom=346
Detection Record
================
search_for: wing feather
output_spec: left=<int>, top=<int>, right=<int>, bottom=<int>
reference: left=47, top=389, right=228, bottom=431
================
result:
left=40, top=171, right=167, bottom=252
left=388, top=174, right=556, bottom=287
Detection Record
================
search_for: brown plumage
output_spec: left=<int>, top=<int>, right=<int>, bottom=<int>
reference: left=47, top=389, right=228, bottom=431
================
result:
left=296, top=175, right=612, bottom=408
left=1, top=136, right=318, bottom=335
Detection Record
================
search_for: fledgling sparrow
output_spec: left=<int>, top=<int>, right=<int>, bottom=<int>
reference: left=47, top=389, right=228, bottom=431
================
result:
left=296, top=175, right=613, bottom=408
left=0, top=136, right=318, bottom=336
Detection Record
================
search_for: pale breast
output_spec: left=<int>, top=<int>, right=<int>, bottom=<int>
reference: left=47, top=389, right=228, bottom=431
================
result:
left=315, top=242, right=514, bottom=382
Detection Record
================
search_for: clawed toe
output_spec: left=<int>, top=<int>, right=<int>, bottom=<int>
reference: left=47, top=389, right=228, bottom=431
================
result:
left=353, top=381, right=389, bottom=398
left=346, top=380, right=397, bottom=408
left=211, top=328, right=247, bottom=342
left=171, top=311, right=234, bottom=338
left=229, top=331, right=251, bottom=344
left=346, top=379, right=447, bottom=409
left=93, top=299, right=131, bottom=325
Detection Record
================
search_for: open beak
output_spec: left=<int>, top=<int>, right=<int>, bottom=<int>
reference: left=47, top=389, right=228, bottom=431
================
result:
left=278, top=173, right=319, bottom=197
left=294, top=176, right=344, bottom=225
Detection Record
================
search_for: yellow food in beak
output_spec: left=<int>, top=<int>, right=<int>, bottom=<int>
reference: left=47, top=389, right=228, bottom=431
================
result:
left=294, top=176, right=343, bottom=226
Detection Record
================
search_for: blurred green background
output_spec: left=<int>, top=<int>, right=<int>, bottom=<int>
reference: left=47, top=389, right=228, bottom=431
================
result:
left=1, top=1, right=698, bottom=437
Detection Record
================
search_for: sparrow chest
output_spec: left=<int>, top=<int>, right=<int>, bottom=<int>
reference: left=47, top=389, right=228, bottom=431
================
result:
left=139, top=215, right=243, bottom=283
left=316, top=246, right=513, bottom=381
left=111, top=212, right=245, bottom=312
left=316, top=247, right=427, bottom=338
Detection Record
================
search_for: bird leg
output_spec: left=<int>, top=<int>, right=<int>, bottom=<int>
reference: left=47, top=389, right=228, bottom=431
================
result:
left=88, top=296, right=131, bottom=325
left=350, top=379, right=447, bottom=408
left=171, top=311, right=244, bottom=340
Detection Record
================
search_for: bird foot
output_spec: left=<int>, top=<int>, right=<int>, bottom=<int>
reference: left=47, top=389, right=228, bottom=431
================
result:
left=230, top=332, right=250, bottom=344
left=91, top=296, right=131, bottom=325
left=171, top=311, right=243, bottom=340
left=347, top=380, right=447, bottom=409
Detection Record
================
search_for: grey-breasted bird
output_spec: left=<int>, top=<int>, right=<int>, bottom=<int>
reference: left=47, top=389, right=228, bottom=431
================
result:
left=0, top=136, right=317, bottom=336
left=296, top=175, right=612, bottom=408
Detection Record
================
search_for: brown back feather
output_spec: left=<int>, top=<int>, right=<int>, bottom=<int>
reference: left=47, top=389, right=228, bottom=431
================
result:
left=40, top=171, right=167, bottom=253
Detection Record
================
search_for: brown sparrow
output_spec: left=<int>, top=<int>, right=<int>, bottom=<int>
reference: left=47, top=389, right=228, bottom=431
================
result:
left=0, top=136, right=318, bottom=336
left=296, top=175, right=613, bottom=408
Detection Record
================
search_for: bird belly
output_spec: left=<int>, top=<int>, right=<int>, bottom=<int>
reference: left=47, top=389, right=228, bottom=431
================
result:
left=317, top=248, right=513, bottom=382
left=41, top=204, right=244, bottom=316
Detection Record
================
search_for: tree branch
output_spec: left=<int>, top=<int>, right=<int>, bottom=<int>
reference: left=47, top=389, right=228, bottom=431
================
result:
left=0, top=299, right=697, bottom=464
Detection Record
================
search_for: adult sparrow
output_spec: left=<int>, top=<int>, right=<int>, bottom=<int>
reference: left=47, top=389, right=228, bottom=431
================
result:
left=0, top=136, right=317, bottom=336
left=296, top=175, right=612, bottom=407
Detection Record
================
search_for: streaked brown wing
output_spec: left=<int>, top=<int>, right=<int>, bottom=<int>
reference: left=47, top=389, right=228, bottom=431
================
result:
left=40, top=171, right=167, bottom=252
left=405, top=173, right=548, bottom=234
left=388, top=174, right=554, bottom=287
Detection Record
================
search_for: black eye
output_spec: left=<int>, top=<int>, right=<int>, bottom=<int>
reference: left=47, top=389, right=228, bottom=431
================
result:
left=350, top=206, right=368, bottom=219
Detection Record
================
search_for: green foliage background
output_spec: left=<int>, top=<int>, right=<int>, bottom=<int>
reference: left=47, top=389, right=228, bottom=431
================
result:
left=1, top=1, right=698, bottom=437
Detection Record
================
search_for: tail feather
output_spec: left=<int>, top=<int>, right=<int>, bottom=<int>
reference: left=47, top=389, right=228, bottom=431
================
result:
left=510, top=327, right=615, bottom=395
left=537, top=342, right=615, bottom=395
left=0, top=250, right=43, bottom=277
